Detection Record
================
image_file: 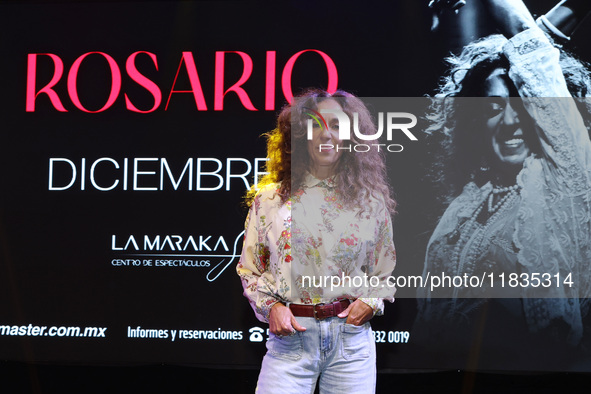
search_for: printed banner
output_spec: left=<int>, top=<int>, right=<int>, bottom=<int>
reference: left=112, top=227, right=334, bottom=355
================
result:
left=1, top=0, right=590, bottom=372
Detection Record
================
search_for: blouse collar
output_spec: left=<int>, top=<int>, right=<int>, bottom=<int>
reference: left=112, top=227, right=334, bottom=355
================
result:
left=303, top=172, right=337, bottom=189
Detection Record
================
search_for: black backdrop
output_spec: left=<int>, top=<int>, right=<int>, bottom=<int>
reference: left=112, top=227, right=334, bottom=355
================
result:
left=2, top=0, right=591, bottom=376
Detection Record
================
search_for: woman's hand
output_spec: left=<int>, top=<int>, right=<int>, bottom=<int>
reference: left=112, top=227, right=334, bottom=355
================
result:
left=268, top=303, right=306, bottom=336
left=429, top=0, right=467, bottom=12
left=337, top=299, right=374, bottom=326
left=429, top=0, right=467, bottom=31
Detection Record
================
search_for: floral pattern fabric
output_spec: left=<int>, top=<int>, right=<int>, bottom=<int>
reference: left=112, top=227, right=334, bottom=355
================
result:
left=237, top=174, right=396, bottom=323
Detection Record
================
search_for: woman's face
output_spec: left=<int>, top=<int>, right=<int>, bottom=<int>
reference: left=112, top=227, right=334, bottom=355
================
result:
left=307, top=98, right=344, bottom=180
left=482, top=68, right=532, bottom=169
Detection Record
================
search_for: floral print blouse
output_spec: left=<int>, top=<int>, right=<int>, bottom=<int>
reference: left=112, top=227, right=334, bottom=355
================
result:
left=237, top=173, right=397, bottom=323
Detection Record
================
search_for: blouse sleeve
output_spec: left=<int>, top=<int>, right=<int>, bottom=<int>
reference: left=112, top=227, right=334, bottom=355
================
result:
left=359, top=206, right=397, bottom=316
left=236, top=193, right=282, bottom=323
left=503, top=27, right=591, bottom=193
left=503, top=28, right=591, bottom=340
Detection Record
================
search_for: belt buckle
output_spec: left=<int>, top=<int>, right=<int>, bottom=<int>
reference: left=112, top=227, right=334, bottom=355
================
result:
left=313, top=303, right=326, bottom=320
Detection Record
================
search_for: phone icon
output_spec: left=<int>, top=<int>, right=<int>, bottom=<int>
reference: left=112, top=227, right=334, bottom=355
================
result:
left=249, top=327, right=265, bottom=342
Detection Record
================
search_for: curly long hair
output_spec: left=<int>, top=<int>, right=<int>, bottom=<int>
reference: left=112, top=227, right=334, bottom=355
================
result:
left=247, top=88, right=396, bottom=215
left=426, top=34, right=591, bottom=202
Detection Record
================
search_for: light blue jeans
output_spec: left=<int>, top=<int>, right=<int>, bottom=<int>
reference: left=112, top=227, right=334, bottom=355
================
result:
left=256, top=316, right=376, bottom=394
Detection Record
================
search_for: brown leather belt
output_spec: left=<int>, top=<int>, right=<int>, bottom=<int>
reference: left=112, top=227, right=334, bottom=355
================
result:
left=289, top=299, right=351, bottom=320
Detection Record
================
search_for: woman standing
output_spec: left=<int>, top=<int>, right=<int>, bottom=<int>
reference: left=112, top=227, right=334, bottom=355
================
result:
left=237, top=89, right=397, bottom=393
